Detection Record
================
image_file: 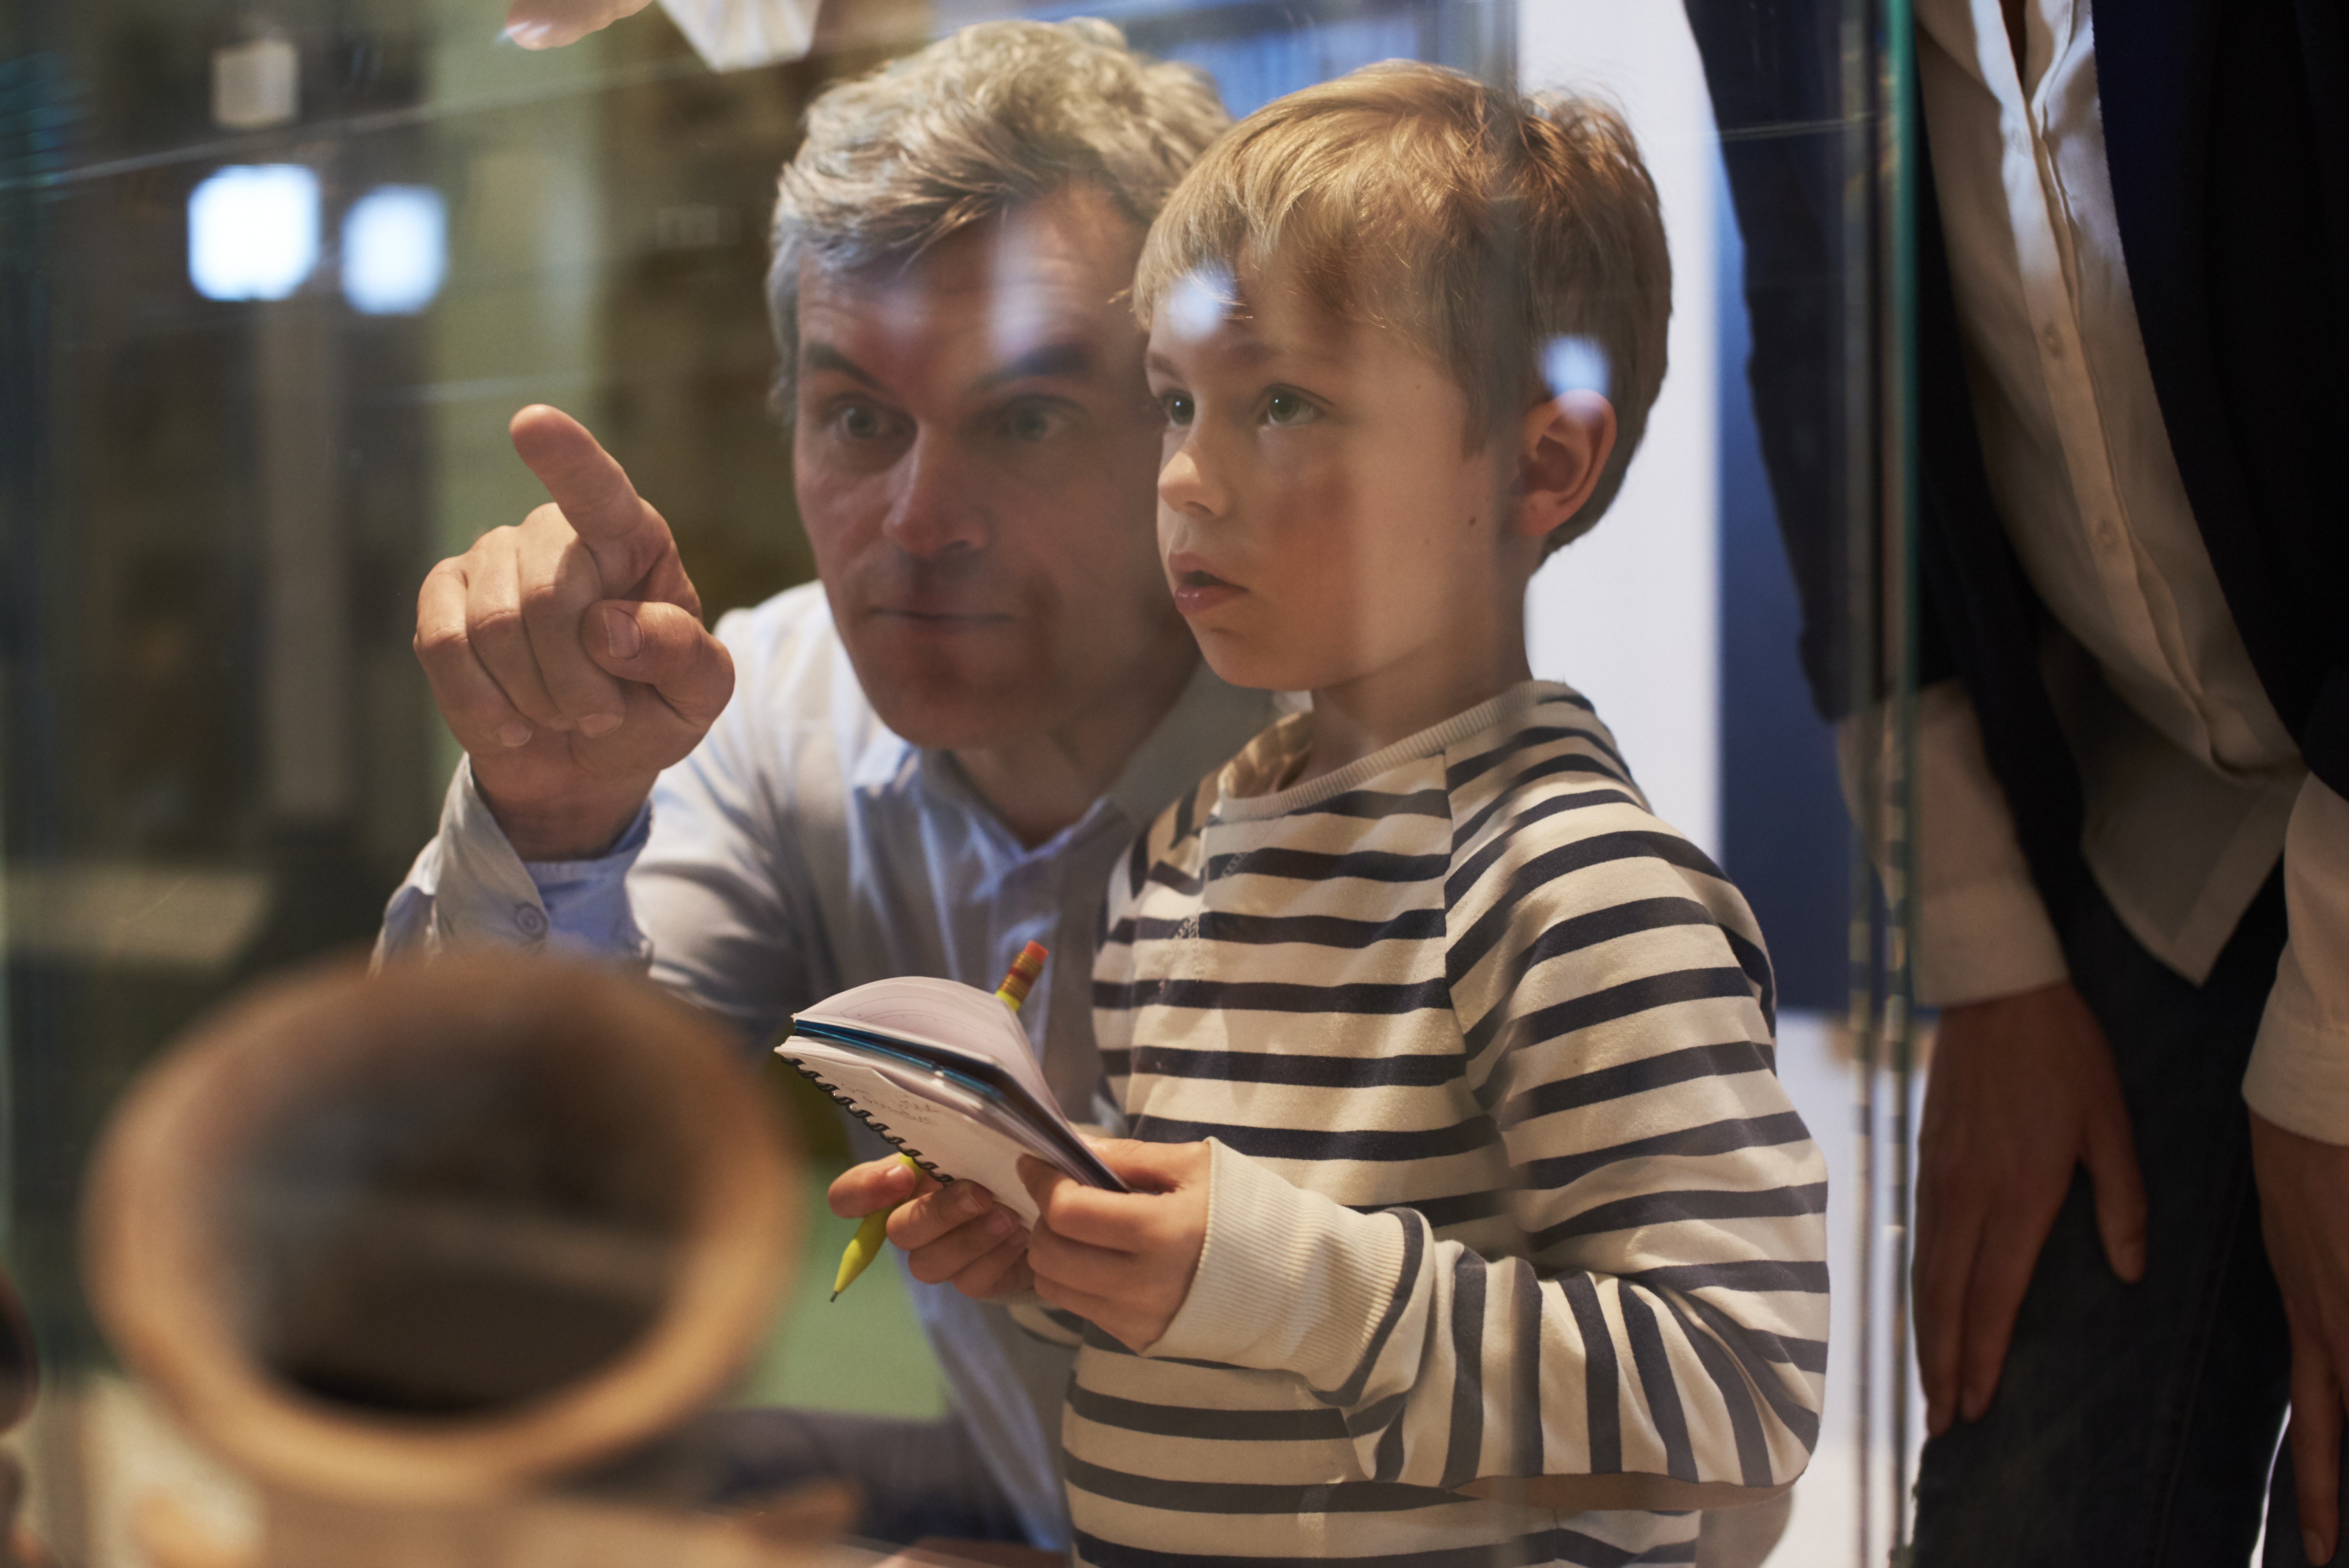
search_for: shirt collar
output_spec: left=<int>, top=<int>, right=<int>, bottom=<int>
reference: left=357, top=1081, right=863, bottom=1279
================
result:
left=848, top=656, right=1278, bottom=841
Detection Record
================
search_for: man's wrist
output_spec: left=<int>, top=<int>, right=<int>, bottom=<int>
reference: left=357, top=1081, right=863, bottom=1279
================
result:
left=475, top=775, right=652, bottom=861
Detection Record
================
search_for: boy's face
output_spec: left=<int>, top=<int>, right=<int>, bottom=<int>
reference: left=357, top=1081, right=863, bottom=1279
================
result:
left=1145, top=261, right=1530, bottom=703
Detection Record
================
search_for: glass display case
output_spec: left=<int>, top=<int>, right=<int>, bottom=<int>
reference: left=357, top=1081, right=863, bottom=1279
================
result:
left=1, top=1, right=1930, bottom=1563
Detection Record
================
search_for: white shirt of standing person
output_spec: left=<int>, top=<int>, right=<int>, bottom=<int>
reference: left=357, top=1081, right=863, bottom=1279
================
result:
left=1896, top=1, right=2349, bottom=1556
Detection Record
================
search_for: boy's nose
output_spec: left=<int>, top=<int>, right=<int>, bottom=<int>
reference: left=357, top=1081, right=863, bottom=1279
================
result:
left=1156, top=435, right=1226, bottom=518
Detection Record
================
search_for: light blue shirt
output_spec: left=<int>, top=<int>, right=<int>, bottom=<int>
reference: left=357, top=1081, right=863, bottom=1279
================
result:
left=379, top=581, right=1273, bottom=1547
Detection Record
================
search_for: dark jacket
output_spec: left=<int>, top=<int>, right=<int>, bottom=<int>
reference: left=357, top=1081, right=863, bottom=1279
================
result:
left=1685, top=0, right=2349, bottom=934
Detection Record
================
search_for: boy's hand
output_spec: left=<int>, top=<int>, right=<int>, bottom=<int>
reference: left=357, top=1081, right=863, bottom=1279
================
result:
left=1019, top=1140, right=1211, bottom=1352
left=827, top=1157, right=1034, bottom=1301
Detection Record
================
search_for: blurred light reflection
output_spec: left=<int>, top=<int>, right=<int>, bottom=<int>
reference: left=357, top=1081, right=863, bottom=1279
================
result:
left=187, top=164, right=319, bottom=301
left=342, top=185, right=448, bottom=315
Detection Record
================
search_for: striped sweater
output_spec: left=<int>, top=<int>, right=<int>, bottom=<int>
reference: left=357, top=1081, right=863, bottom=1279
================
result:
left=1059, top=682, right=1829, bottom=1567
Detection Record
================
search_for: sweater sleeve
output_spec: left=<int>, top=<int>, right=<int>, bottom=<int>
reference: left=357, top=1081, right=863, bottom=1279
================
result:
left=1144, top=805, right=1830, bottom=1507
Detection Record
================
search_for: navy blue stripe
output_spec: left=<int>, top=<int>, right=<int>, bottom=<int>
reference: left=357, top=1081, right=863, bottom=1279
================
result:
left=1522, top=1110, right=1814, bottom=1193
left=1619, top=1289, right=1697, bottom=1482
left=1674, top=1291, right=1826, bottom=1442
left=1530, top=1182, right=1830, bottom=1251
left=1451, top=774, right=1642, bottom=854
left=1496, top=1041, right=1775, bottom=1130
left=1444, top=717, right=1619, bottom=795
left=1511, top=1260, right=1545, bottom=1475
left=1066, top=1384, right=1345, bottom=1442
left=1449, top=891, right=1716, bottom=996
left=1470, top=966, right=1763, bottom=1057
left=1440, top=1251, right=1486, bottom=1489
left=1721, top=925, right=1777, bottom=1036
left=1318, top=1213, right=1423, bottom=1408
left=1305, top=784, right=1452, bottom=820
left=1126, top=1045, right=1461, bottom=1089
left=1558, top=1271, right=1619, bottom=1472
left=1135, top=907, right=1447, bottom=949
left=1627, top=1258, right=1830, bottom=1295
left=1132, top=1116, right=1496, bottom=1164
left=1208, top=846, right=1452, bottom=885
left=1657, top=1290, right=1773, bottom=1487
left=1372, top=1412, right=1408, bottom=1484
left=1446, top=825, right=1716, bottom=915
left=1343, top=1390, right=1408, bottom=1440
left=1101, top=975, right=1452, bottom=1016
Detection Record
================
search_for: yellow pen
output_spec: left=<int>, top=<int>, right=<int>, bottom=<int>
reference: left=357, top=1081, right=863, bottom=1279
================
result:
left=831, top=941, right=1048, bottom=1301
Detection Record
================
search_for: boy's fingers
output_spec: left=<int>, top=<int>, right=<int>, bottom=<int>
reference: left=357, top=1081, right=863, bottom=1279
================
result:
left=1086, top=1137, right=1208, bottom=1189
left=901, top=1205, right=1023, bottom=1288
left=826, top=1155, right=924, bottom=1219
left=950, top=1228, right=1036, bottom=1301
left=890, top=1179, right=1004, bottom=1249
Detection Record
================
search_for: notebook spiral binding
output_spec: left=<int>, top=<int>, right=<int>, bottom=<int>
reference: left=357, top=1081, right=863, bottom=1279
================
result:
left=784, top=1059, right=950, bottom=1183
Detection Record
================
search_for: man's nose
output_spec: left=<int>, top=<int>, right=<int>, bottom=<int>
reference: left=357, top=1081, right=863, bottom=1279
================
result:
left=1157, top=430, right=1227, bottom=518
left=880, top=433, right=989, bottom=559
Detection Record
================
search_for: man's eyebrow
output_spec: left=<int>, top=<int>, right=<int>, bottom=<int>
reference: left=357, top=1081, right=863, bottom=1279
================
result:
left=799, top=341, right=882, bottom=387
left=971, top=340, right=1095, bottom=392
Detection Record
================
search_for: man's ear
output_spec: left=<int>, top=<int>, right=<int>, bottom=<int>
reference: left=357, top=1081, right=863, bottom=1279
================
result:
left=1508, top=391, right=1617, bottom=541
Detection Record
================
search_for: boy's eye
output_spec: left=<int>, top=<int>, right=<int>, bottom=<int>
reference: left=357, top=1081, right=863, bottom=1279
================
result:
left=1264, top=389, right=1319, bottom=426
left=1161, top=390, right=1195, bottom=428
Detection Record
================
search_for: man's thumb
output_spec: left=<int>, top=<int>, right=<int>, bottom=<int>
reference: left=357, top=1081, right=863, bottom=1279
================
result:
left=590, top=601, right=733, bottom=719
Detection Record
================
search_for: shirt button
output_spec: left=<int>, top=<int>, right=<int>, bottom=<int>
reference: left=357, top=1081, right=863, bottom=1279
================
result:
left=514, top=903, right=548, bottom=937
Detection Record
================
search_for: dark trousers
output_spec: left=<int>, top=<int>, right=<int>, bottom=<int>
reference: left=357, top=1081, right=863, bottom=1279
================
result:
left=1911, top=871, right=2345, bottom=1566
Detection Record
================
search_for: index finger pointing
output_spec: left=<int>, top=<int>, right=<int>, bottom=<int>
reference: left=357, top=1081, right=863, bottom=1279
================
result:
left=508, top=404, right=667, bottom=573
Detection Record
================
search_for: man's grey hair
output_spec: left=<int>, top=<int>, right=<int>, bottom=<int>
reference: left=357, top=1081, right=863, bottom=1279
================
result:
left=768, top=19, right=1230, bottom=399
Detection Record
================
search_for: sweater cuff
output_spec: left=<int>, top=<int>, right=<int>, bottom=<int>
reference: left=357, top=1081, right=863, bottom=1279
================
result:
left=1143, top=1139, right=1409, bottom=1392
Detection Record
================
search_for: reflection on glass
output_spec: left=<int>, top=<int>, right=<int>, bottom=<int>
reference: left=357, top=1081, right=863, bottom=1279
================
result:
left=341, top=185, right=447, bottom=315
left=2, top=1, right=1918, bottom=1563
left=186, top=164, right=319, bottom=302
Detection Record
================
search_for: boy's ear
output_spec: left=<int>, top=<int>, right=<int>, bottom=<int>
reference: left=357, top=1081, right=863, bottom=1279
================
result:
left=1508, top=391, right=1617, bottom=541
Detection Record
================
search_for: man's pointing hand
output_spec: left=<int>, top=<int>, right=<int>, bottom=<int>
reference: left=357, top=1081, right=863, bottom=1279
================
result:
left=413, top=404, right=734, bottom=859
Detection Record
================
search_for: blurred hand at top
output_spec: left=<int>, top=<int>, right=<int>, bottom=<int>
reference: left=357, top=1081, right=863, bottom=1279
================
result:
left=503, top=0, right=653, bottom=49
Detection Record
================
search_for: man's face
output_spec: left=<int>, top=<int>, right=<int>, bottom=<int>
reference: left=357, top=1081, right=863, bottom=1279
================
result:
left=793, top=187, right=1183, bottom=752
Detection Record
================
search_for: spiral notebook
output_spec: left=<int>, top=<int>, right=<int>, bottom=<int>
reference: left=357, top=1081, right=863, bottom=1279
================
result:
left=777, top=975, right=1127, bottom=1225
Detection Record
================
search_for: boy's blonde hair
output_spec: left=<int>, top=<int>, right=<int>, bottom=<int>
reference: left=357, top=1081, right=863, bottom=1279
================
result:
left=1135, top=61, right=1670, bottom=552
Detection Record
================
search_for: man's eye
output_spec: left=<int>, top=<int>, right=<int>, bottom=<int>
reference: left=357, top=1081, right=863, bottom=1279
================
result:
left=1005, top=403, right=1067, bottom=443
left=1265, top=390, right=1319, bottom=427
left=834, top=403, right=887, bottom=441
left=1162, top=391, right=1195, bottom=427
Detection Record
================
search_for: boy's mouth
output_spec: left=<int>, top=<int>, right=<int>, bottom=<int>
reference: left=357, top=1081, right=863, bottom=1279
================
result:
left=1167, top=552, right=1244, bottom=617
left=1160, top=556, right=1240, bottom=620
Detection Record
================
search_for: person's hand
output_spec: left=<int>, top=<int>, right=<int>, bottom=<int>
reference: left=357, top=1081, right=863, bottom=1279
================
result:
left=828, top=1156, right=1035, bottom=1301
left=1914, top=978, right=2146, bottom=1436
left=502, top=0, right=653, bottom=49
left=413, top=405, right=733, bottom=859
left=2252, top=1109, right=2349, bottom=1565
left=1019, top=1140, right=1210, bottom=1352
